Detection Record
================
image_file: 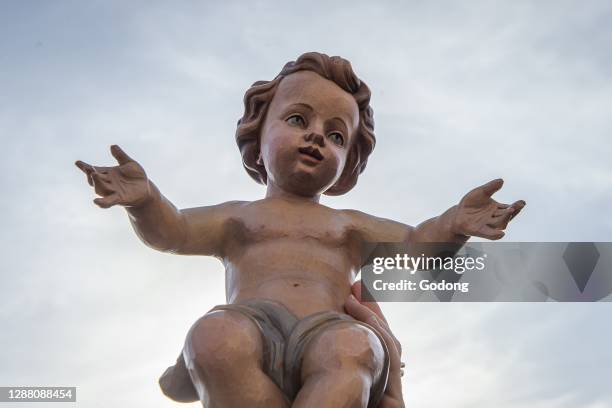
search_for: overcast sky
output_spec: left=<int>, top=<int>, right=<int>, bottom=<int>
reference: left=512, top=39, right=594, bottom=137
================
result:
left=1, top=1, right=611, bottom=407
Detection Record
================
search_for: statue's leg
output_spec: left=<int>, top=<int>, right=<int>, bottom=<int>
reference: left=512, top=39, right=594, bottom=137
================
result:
left=183, top=310, right=290, bottom=408
left=292, top=321, right=386, bottom=408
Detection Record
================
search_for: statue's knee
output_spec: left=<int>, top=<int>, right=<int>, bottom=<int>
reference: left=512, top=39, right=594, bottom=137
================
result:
left=303, top=322, right=385, bottom=377
left=184, top=310, right=262, bottom=377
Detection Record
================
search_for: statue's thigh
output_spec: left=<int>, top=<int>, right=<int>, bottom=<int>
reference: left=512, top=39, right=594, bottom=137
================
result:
left=300, top=321, right=385, bottom=379
left=184, top=310, right=264, bottom=376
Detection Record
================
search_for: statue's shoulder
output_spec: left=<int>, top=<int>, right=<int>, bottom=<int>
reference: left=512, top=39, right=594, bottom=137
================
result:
left=338, top=208, right=379, bottom=225
left=218, top=200, right=250, bottom=211
left=338, top=208, right=411, bottom=242
left=213, top=200, right=252, bottom=223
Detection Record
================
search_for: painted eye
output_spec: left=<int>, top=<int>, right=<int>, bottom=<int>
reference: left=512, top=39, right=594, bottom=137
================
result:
left=328, top=132, right=344, bottom=146
left=286, top=114, right=306, bottom=127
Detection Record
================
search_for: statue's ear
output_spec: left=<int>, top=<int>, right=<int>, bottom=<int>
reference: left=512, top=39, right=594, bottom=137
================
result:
left=239, top=138, right=267, bottom=185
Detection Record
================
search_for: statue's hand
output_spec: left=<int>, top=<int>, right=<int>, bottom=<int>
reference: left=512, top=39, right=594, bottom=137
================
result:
left=452, top=178, right=525, bottom=240
left=75, top=145, right=151, bottom=209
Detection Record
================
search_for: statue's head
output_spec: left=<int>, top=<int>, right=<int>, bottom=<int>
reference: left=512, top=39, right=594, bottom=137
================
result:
left=236, top=52, right=376, bottom=196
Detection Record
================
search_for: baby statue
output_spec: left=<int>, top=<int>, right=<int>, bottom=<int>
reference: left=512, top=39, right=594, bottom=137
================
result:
left=76, top=52, right=525, bottom=407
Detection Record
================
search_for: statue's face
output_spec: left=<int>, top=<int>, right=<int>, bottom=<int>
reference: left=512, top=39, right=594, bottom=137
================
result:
left=259, top=70, right=359, bottom=196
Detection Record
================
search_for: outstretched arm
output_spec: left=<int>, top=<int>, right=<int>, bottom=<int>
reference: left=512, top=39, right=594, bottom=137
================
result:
left=345, top=179, right=525, bottom=263
left=410, top=178, right=525, bottom=243
left=345, top=178, right=525, bottom=248
left=76, top=145, right=237, bottom=256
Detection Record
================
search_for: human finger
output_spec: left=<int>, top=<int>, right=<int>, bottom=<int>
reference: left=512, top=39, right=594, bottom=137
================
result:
left=344, top=295, right=401, bottom=356
left=345, top=293, right=383, bottom=328
left=110, top=144, right=134, bottom=165
left=93, top=193, right=120, bottom=209
left=351, top=280, right=388, bottom=324
left=345, top=294, right=404, bottom=400
left=345, top=294, right=405, bottom=402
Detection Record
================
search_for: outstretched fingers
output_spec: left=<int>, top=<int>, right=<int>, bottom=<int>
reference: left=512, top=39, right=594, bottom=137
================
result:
left=482, top=200, right=525, bottom=239
left=491, top=200, right=526, bottom=222
left=76, top=152, right=128, bottom=209
left=75, top=161, right=114, bottom=184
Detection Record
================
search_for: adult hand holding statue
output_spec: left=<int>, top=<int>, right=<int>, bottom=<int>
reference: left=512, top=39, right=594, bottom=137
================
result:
left=345, top=280, right=405, bottom=408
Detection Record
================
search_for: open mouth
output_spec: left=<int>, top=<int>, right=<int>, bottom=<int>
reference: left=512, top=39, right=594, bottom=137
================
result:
left=298, top=146, right=324, bottom=161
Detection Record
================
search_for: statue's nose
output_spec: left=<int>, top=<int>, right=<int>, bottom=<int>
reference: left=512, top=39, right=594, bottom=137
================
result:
left=304, top=132, right=325, bottom=147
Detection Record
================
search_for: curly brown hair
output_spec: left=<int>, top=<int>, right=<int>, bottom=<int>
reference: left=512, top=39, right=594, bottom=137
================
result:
left=235, top=52, right=376, bottom=196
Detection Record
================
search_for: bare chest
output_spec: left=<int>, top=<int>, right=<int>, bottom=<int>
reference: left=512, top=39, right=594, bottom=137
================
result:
left=226, top=203, right=352, bottom=246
